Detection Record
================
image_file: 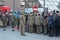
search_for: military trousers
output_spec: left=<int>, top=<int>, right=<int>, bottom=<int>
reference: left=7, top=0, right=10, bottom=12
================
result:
left=3, top=23, right=7, bottom=28
left=19, top=24, right=25, bottom=35
left=35, top=25, right=41, bottom=33
left=29, top=24, right=33, bottom=33
left=43, top=25, right=48, bottom=34
left=11, top=22, right=15, bottom=28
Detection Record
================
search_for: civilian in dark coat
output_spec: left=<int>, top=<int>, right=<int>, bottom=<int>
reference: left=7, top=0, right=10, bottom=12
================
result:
left=48, top=12, right=56, bottom=37
left=55, top=11, right=60, bottom=36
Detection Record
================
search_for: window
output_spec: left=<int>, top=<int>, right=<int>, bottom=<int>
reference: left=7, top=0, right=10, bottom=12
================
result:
left=29, top=2, right=33, bottom=7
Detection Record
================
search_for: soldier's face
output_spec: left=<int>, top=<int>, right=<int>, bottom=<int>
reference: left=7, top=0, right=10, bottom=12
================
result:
left=44, top=13, right=47, bottom=16
left=35, top=14, right=37, bottom=16
left=32, top=14, right=33, bottom=16
left=21, top=14, right=22, bottom=15
left=30, top=14, right=32, bottom=16
left=37, top=14, right=38, bottom=16
left=30, top=15, right=31, bottom=17
left=29, top=14, right=30, bottom=16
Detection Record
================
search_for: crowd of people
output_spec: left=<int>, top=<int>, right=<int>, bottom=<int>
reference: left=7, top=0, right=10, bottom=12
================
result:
left=25, top=10, right=60, bottom=37
left=0, top=10, right=60, bottom=37
left=0, top=10, right=17, bottom=31
left=41, top=10, right=60, bottom=37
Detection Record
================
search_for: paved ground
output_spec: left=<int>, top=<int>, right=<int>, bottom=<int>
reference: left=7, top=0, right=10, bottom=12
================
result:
left=0, top=29, right=59, bottom=40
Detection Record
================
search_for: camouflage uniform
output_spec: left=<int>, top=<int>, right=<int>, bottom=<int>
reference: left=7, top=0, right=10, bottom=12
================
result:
left=10, top=13, right=16, bottom=31
left=35, top=14, right=41, bottom=33
left=42, top=14, right=48, bottom=35
left=2, top=14, right=7, bottom=31
left=27, top=14, right=34, bottom=33
left=0, top=18, right=3, bottom=27
left=19, top=14, right=25, bottom=35
left=2, top=15, right=7, bottom=30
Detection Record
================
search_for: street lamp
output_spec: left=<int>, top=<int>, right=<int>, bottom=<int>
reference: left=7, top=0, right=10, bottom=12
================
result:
left=43, top=0, right=45, bottom=12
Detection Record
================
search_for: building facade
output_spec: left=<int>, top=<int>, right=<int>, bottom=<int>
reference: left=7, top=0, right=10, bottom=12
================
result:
left=0, top=0, right=42, bottom=12
left=25, top=0, right=42, bottom=8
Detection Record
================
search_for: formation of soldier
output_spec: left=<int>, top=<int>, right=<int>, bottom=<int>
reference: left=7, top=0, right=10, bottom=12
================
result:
left=0, top=11, right=45, bottom=36
left=0, top=10, right=60, bottom=37
left=26, top=13, right=42, bottom=34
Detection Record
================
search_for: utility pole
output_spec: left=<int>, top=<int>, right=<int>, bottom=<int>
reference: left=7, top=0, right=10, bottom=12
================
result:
left=43, top=0, right=45, bottom=12
left=13, top=0, right=15, bottom=12
left=20, top=1, right=25, bottom=14
left=2, top=0, right=5, bottom=5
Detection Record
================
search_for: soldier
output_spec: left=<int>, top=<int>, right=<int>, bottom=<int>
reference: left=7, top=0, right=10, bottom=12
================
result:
left=2, top=14, right=7, bottom=31
left=0, top=18, right=3, bottom=27
left=35, top=13, right=41, bottom=33
left=27, top=14, right=34, bottom=33
left=0, top=11, right=3, bottom=27
left=55, top=11, right=60, bottom=36
left=10, top=13, right=16, bottom=31
left=42, top=12, right=48, bottom=35
left=19, top=13, right=25, bottom=35
left=0, top=11, right=3, bottom=28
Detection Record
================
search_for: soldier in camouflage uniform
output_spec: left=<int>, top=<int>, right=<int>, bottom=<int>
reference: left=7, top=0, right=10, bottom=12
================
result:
left=10, top=13, right=16, bottom=31
left=35, top=13, right=41, bottom=33
left=0, top=18, right=3, bottom=28
left=0, top=11, right=3, bottom=28
left=42, top=12, right=48, bottom=35
left=27, top=14, right=34, bottom=33
left=2, top=14, right=7, bottom=31
left=19, top=13, right=25, bottom=35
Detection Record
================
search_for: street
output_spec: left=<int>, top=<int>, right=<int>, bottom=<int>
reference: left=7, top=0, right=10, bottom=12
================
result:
left=0, top=29, right=59, bottom=40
